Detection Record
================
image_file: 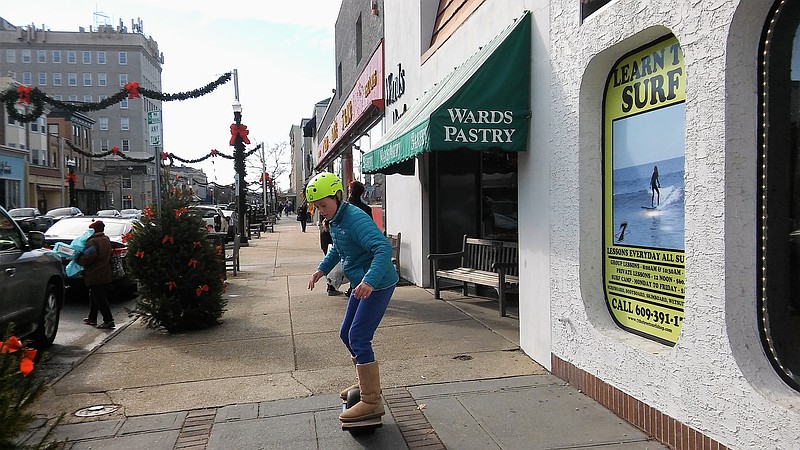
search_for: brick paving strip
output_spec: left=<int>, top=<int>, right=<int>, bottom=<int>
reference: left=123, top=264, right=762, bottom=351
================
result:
left=383, top=387, right=446, bottom=449
left=172, top=389, right=443, bottom=449
left=174, top=408, right=216, bottom=450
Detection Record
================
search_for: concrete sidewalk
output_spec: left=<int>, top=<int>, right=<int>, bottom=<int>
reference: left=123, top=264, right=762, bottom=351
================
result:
left=23, top=218, right=666, bottom=449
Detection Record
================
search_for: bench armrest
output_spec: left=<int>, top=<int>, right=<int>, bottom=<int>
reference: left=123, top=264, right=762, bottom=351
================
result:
left=427, top=251, right=464, bottom=261
left=428, top=251, right=464, bottom=272
left=492, top=262, right=516, bottom=273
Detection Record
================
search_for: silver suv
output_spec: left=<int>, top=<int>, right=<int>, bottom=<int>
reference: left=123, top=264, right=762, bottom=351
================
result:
left=189, top=205, right=229, bottom=235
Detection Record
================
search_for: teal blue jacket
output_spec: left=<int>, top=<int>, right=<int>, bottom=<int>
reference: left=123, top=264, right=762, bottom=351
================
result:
left=318, top=202, right=399, bottom=290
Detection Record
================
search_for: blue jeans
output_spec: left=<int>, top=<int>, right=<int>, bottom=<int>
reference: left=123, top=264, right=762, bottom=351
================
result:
left=340, top=284, right=395, bottom=364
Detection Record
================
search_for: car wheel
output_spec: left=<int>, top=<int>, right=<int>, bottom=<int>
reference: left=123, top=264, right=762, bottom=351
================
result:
left=31, top=282, right=60, bottom=349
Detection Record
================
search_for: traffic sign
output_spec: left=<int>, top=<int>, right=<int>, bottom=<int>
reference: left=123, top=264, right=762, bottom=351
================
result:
left=148, top=111, right=162, bottom=147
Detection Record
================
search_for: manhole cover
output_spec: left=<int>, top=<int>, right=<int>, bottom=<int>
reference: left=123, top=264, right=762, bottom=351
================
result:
left=74, top=404, right=120, bottom=417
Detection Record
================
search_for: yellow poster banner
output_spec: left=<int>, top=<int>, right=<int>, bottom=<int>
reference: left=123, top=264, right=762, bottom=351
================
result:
left=603, top=35, right=685, bottom=345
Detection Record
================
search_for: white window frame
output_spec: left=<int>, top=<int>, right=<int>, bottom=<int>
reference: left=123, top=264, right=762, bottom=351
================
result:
left=38, top=72, right=47, bottom=86
left=68, top=73, right=77, bottom=86
left=98, top=73, right=107, bottom=86
left=97, top=51, right=106, bottom=64
left=83, top=73, right=92, bottom=86
left=37, top=50, right=46, bottom=63
left=22, top=72, right=31, bottom=85
left=82, top=51, right=91, bottom=64
left=119, top=52, right=128, bottom=65
left=120, top=98, right=129, bottom=109
left=99, top=117, right=109, bottom=130
left=52, top=50, right=61, bottom=63
left=21, top=49, right=31, bottom=63
left=120, top=117, right=130, bottom=131
left=121, top=139, right=130, bottom=152
left=6, top=49, right=15, bottom=63
left=119, top=73, right=128, bottom=86
left=52, top=73, right=62, bottom=86
left=67, top=51, right=76, bottom=64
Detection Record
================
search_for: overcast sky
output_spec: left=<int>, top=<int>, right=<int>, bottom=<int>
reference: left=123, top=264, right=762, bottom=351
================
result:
left=3, top=0, right=340, bottom=189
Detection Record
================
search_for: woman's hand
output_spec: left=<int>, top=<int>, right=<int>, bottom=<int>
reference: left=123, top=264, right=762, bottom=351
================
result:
left=308, top=270, right=325, bottom=290
left=352, top=282, right=374, bottom=299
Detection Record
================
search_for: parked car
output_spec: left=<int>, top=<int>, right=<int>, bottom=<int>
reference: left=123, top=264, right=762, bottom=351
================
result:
left=44, top=217, right=140, bottom=295
left=45, top=206, right=84, bottom=223
left=120, top=208, right=142, bottom=220
left=189, top=205, right=229, bottom=236
left=0, top=205, right=64, bottom=348
left=96, top=209, right=121, bottom=218
left=8, top=207, right=53, bottom=232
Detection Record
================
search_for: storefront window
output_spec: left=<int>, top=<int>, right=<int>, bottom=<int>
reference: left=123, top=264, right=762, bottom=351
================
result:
left=758, top=0, right=800, bottom=392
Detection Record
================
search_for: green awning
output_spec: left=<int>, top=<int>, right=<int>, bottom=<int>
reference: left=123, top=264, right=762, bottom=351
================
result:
left=363, top=11, right=531, bottom=175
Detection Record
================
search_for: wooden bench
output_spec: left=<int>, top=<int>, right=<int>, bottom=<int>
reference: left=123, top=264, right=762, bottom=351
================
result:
left=387, top=232, right=401, bottom=279
left=225, top=234, right=240, bottom=276
left=248, top=222, right=261, bottom=238
left=427, top=235, right=518, bottom=317
left=263, top=215, right=277, bottom=233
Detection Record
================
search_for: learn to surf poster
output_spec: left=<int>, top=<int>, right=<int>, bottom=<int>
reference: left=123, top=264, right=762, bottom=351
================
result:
left=602, top=35, right=685, bottom=346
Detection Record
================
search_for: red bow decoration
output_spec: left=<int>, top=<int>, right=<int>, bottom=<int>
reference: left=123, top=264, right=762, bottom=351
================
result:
left=121, top=232, right=132, bottom=243
left=167, top=281, right=177, bottom=291
left=17, top=85, right=32, bottom=104
left=65, top=172, right=78, bottom=184
left=188, top=258, right=198, bottom=268
left=135, top=251, right=145, bottom=258
left=174, top=207, right=188, bottom=218
left=216, top=245, right=223, bottom=255
left=143, top=206, right=154, bottom=220
left=111, top=146, right=119, bottom=155
left=229, top=124, right=251, bottom=145
left=125, top=81, right=140, bottom=99
left=0, top=336, right=21, bottom=353
left=162, top=235, right=174, bottom=245
left=161, top=151, right=169, bottom=161
left=196, top=284, right=209, bottom=297
left=1, top=336, right=36, bottom=377
left=210, top=149, right=219, bottom=157
left=193, top=241, right=201, bottom=248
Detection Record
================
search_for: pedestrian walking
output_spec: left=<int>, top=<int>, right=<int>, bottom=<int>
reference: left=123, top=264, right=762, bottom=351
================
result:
left=348, top=180, right=372, bottom=218
left=306, top=172, right=399, bottom=425
left=77, top=220, right=115, bottom=329
left=297, top=203, right=309, bottom=232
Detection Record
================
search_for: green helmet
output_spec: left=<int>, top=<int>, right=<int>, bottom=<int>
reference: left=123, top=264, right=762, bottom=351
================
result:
left=306, top=172, right=343, bottom=202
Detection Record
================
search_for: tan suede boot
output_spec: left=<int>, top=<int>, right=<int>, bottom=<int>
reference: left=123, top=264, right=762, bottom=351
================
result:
left=340, top=356, right=359, bottom=400
left=339, top=361, right=385, bottom=422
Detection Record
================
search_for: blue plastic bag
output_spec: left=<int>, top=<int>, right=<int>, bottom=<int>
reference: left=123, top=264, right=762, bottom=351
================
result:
left=64, top=229, right=95, bottom=278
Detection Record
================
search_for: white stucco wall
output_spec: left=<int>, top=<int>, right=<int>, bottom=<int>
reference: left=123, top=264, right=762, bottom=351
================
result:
left=550, top=0, right=800, bottom=448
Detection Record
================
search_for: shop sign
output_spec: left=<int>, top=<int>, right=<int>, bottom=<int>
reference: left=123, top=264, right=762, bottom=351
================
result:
left=318, top=42, right=384, bottom=162
left=0, top=157, right=23, bottom=178
left=602, top=35, right=686, bottom=345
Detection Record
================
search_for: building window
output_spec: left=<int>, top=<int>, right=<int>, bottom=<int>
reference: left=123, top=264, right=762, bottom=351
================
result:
left=98, top=51, right=106, bottom=64
left=67, top=51, right=76, bottom=64
left=53, top=73, right=62, bottom=86
left=68, top=95, right=77, bottom=102
left=120, top=98, right=129, bottom=109
left=356, top=14, right=363, bottom=63
left=38, top=72, right=46, bottom=86
left=98, top=94, right=107, bottom=102
left=82, top=51, right=91, bottom=64
left=37, top=50, right=46, bottom=63
left=758, top=0, right=800, bottom=393
left=120, top=117, right=129, bottom=130
left=121, top=139, right=130, bottom=152
left=122, top=176, right=132, bottom=189
left=21, top=49, right=30, bottom=63
left=83, top=72, right=92, bottom=86
left=22, top=72, right=31, bottom=85
left=6, top=49, right=14, bottom=63
left=99, top=117, right=109, bottom=130
left=53, top=94, right=62, bottom=101
left=119, top=52, right=127, bottom=65
left=119, top=73, right=128, bottom=86
left=98, top=73, right=107, bottom=86
left=52, top=50, right=61, bottom=63
left=83, top=95, right=92, bottom=103
left=100, top=138, right=109, bottom=152
left=68, top=73, right=77, bottom=86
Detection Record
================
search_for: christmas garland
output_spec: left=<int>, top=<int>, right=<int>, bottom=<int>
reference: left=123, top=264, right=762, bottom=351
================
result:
left=0, top=73, right=232, bottom=123
left=63, top=139, right=262, bottom=165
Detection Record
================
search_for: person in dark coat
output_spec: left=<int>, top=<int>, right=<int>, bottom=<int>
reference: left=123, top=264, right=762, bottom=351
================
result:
left=297, top=203, right=309, bottom=232
left=348, top=180, right=372, bottom=218
left=77, top=220, right=115, bottom=329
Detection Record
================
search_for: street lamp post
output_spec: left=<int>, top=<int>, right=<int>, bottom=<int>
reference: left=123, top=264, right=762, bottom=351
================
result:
left=232, top=100, right=249, bottom=246
left=66, top=158, right=77, bottom=207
